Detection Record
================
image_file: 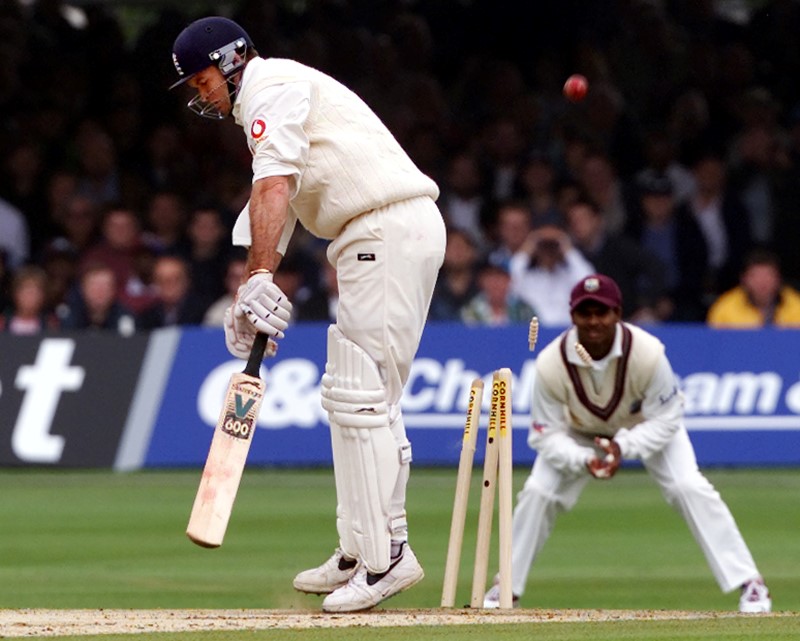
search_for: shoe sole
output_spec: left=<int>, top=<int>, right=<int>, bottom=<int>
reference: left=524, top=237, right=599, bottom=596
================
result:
left=322, top=568, right=425, bottom=613
left=293, top=579, right=350, bottom=595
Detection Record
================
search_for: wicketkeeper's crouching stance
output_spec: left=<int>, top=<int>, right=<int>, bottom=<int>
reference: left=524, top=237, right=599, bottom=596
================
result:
left=170, top=16, right=446, bottom=612
left=483, top=274, right=772, bottom=613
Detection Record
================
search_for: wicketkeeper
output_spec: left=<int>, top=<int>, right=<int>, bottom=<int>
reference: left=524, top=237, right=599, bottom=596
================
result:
left=170, top=16, right=445, bottom=612
left=483, top=274, right=771, bottom=613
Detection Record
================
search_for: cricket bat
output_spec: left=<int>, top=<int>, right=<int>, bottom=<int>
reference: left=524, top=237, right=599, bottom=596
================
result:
left=186, top=333, right=269, bottom=548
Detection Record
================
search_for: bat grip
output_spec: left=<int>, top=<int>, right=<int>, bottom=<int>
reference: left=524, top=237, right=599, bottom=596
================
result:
left=244, top=333, right=269, bottom=377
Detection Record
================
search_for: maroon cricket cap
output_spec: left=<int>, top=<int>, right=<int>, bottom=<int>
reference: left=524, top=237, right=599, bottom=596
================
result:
left=569, top=274, right=623, bottom=311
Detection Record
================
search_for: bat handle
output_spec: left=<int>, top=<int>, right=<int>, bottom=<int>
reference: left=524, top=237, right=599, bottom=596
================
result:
left=244, top=333, right=269, bottom=377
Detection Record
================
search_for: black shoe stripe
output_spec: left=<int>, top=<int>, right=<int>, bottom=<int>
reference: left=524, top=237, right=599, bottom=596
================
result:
left=366, top=546, right=405, bottom=586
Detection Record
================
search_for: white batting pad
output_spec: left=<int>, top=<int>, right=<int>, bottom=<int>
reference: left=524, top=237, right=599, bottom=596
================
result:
left=322, top=326, right=398, bottom=573
left=326, top=361, right=358, bottom=560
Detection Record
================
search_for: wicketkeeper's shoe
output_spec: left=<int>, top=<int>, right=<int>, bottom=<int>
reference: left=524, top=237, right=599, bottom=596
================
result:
left=293, top=547, right=360, bottom=595
left=483, top=575, right=520, bottom=609
left=321, top=542, right=424, bottom=612
left=739, top=577, right=772, bottom=613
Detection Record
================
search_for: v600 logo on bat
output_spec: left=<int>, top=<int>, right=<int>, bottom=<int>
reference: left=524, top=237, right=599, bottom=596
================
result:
left=220, top=381, right=263, bottom=440
left=221, top=414, right=255, bottom=439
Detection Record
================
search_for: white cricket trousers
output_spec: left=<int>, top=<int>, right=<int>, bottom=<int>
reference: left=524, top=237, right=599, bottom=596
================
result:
left=511, top=427, right=761, bottom=596
left=326, top=196, right=446, bottom=544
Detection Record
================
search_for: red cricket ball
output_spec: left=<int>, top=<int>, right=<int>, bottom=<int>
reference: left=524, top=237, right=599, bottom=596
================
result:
left=563, top=74, right=588, bottom=102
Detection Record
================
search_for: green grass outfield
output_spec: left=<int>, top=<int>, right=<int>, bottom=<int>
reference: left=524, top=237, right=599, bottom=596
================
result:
left=0, top=467, right=798, bottom=639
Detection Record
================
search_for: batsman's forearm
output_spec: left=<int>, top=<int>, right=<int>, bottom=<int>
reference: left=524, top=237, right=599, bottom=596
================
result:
left=247, top=176, right=291, bottom=272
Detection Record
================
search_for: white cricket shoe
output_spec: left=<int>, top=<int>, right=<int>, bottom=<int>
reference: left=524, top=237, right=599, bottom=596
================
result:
left=739, top=577, right=772, bottom=613
left=482, top=575, right=520, bottom=609
left=293, top=548, right=360, bottom=595
left=321, top=543, right=424, bottom=612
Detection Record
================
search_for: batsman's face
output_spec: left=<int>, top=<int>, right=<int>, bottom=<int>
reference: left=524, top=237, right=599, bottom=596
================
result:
left=572, top=301, right=620, bottom=359
left=187, top=67, right=232, bottom=117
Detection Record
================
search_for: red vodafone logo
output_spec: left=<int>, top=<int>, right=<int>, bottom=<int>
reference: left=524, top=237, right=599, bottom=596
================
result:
left=250, top=118, right=267, bottom=139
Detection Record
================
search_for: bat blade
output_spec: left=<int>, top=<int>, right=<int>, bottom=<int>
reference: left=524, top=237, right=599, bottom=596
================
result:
left=187, top=335, right=268, bottom=548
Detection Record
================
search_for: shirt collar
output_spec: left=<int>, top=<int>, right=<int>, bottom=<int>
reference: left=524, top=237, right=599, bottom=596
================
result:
left=232, top=58, right=259, bottom=125
left=565, top=323, right=623, bottom=370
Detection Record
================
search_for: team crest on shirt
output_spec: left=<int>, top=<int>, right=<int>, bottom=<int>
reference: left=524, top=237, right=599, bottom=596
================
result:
left=250, top=118, right=267, bottom=140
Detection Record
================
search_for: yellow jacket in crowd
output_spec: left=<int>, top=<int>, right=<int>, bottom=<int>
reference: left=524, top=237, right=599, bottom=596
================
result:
left=707, top=286, right=800, bottom=328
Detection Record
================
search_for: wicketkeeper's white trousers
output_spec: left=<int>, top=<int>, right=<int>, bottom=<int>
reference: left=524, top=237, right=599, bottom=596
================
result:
left=511, top=426, right=761, bottom=596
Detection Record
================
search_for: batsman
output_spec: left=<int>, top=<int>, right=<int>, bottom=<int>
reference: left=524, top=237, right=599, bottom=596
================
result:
left=170, top=16, right=445, bottom=612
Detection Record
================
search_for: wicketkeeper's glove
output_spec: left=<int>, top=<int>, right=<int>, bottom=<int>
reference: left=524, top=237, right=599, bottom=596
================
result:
left=586, top=436, right=622, bottom=479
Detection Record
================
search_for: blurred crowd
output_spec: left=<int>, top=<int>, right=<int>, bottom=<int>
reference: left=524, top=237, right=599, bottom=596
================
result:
left=3, top=0, right=800, bottom=335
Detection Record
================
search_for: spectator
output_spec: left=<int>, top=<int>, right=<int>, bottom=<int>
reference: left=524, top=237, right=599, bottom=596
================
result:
left=676, top=148, right=753, bottom=299
left=144, top=189, right=189, bottom=255
left=637, top=126, right=695, bottom=204
left=72, top=121, right=146, bottom=210
left=515, top=150, right=564, bottom=229
left=136, top=255, right=207, bottom=328
left=438, top=151, right=492, bottom=246
left=48, top=194, right=100, bottom=257
left=508, top=221, right=595, bottom=327
left=75, top=121, right=123, bottom=207
left=578, top=151, right=638, bottom=235
left=0, top=194, right=30, bottom=271
left=181, top=205, right=233, bottom=312
left=405, top=124, right=447, bottom=188
left=566, top=197, right=667, bottom=322
left=666, top=88, right=717, bottom=165
left=487, top=200, right=534, bottom=265
left=140, top=123, right=198, bottom=194
left=555, top=178, right=583, bottom=219
left=559, top=128, right=593, bottom=185
left=0, top=251, right=8, bottom=312
left=80, top=205, right=158, bottom=315
left=480, top=116, right=527, bottom=202
left=429, top=227, right=481, bottom=321
left=0, top=265, right=59, bottom=334
left=580, top=80, right=645, bottom=177
left=707, top=249, right=800, bottom=328
left=203, top=254, right=247, bottom=327
left=272, top=250, right=313, bottom=324
left=44, top=168, right=79, bottom=233
left=59, top=262, right=136, bottom=334
left=39, top=242, right=80, bottom=314
left=1, top=140, right=52, bottom=255
left=626, top=171, right=709, bottom=321
left=296, top=260, right=339, bottom=323
left=461, top=255, right=535, bottom=326
left=728, top=122, right=785, bottom=247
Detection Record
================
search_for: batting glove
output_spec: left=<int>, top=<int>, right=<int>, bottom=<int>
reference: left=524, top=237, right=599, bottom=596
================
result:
left=586, top=437, right=622, bottom=479
left=224, top=305, right=278, bottom=360
left=236, top=272, right=293, bottom=339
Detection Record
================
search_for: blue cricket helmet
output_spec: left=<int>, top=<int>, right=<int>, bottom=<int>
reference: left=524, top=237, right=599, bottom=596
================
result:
left=170, top=16, right=253, bottom=89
